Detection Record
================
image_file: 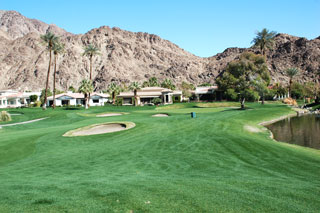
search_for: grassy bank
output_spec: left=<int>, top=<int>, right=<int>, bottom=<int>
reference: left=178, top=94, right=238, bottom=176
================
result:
left=0, top=102, right=319, bottom=212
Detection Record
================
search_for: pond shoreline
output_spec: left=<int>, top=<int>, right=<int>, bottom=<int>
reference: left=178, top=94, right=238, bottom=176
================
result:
left=259, top=112, right=297, bottom=126
left=262, top=112, right=320, bottom=150
left=259, top=108, right=299, bottom=140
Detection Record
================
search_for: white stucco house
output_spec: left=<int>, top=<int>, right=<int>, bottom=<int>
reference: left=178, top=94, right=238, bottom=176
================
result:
left=0, top=90, right=41, bottom=108
left=47, top=92, right=110, bottom=107
left=117, top=87, right=182, bottom=105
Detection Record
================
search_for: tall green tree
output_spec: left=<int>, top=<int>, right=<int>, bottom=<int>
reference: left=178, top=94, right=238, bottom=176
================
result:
left=82, top=44, right=100, bottom=81
left=252, top=28, right=277, bottom=56
left=78, top=79, right=94, bottom=109
left=161, top=79, right=176, bottom=90
left=216, top=52, right=270, bottom=109
left=40, top=89, right=53, bottom=105
left=52, top=41, right=64, bottom=109
left=254, top=79, right=268, bottom=104
left=181, top=81, right=195, bottom=99
left=129, top=82, right=141, bottom=106
left=40, top=32, right=59, bottom=110
left=286, top=67, right=299, bottom=98
left=108, top=82, right=121, bottom=104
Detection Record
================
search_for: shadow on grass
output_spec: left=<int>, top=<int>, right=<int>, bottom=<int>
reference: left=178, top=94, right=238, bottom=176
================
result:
left=221, top=107, right=253, bottom=112
left=65, top=107, right=82, bottom=110
left=32, top=199, right=55, bottom=205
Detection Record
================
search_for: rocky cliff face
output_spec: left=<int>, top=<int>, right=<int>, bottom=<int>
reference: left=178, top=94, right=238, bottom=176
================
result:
left=0, top=10, right=319, bottom=91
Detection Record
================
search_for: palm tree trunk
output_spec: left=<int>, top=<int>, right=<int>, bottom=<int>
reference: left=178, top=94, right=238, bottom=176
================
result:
left=289, top=78, right=292, bottom=98
left=241, top=97, right=245, bottom=109
left=112, top=92, right=116, bottom=104
left=262, top=92, right=265, bottom=105
left=134, top=90, right=138, bottom=106
left=43, top=49, right=52, bottom=110
left=89, top=55, right=93, bottom=81
left=85, top=94, right=89, bottom=109
left=52, top=53, right=57, bottom=109
left=89, top=55, right=92, bottom=102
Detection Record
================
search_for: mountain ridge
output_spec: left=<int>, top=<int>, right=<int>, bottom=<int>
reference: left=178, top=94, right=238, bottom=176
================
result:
left=0, top=10, right=319, bottom=91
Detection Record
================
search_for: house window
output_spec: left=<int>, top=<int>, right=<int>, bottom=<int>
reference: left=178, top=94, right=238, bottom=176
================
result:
left=93, top=99, right=99, bottom=103
left=62, top=100, right=70, bottom=105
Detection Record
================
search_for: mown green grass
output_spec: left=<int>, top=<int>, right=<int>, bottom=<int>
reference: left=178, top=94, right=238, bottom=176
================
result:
left=0, top=103, right=319, bottom=212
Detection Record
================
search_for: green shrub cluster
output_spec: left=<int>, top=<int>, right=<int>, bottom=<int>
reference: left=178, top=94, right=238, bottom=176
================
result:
left=152, top=97, right=162, bottom=105
left=115, top=98, right=123, bottom=106
left=173, top=96, right=181, bottom=103
left=0, top=111, right=11, bottom=122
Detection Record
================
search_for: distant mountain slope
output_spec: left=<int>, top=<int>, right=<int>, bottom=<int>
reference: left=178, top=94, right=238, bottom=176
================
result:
left=0, top=10, right=319, bottom=91
left=0, top=10, right=71, bottom=39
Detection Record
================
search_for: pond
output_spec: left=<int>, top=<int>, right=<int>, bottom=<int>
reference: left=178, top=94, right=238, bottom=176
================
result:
left=266, top=114, right=320, bottom=149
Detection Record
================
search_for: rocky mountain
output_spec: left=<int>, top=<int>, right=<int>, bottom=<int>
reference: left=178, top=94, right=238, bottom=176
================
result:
left=0, top=10, right=71, bottom=39
left=0, top=10, right=319, bottom=91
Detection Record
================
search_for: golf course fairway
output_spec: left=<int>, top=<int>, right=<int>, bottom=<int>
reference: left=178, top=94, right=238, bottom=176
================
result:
left=0, top=102, right=319, bottom=212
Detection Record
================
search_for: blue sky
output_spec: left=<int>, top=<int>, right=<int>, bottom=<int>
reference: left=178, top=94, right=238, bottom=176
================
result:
left=2, top=0, right=320, bottom=57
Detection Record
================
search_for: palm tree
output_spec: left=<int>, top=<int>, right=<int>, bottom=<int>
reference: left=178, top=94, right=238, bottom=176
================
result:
left=108, top=82, right=120, bottom=104
left=161, top=79, right=176, bottom=90
left=78, top=79, right=94, bottom=109
left=82, top=44, right=100, bottom=81
left=40, top=32, right=59, bottom=110
left=252, top=28, right=277, bottom=57
left=255, top=80, right=268, bottom=105
left=286, top=67, right=299, bottom=98
left=52, top=41, right=64, bottom=109
left=148, top=77, right=159, bottom=87
left=129, top=82, right=141, bottom=106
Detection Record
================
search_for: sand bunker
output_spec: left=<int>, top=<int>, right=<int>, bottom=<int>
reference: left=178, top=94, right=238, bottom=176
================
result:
left=63, top=122, right=135, bottom=137
left=244, top=125, right=263, bottom=133
left=152, top=114, right=169, bottom=117
left=96, top=113, right=123, bottom=117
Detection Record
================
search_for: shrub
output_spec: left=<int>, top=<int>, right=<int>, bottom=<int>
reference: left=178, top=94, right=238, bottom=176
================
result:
left=152, top=97, right=162, bottom=105
left=291, top=82, right=305, bottom=99
left=33, top=101, right=41, bottom=107
left=115, top=98, right=123, bottom=106
left=173, top=96, right=181, bottom=103
left=0, top=111, right=11, bottom=122
left=198, top=83, right=211, bottom=87
left=29, top=95, right=38, bottom=103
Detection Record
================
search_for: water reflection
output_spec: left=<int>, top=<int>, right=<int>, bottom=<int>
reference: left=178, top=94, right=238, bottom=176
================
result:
left=266, top=114, right=320, bottom=149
